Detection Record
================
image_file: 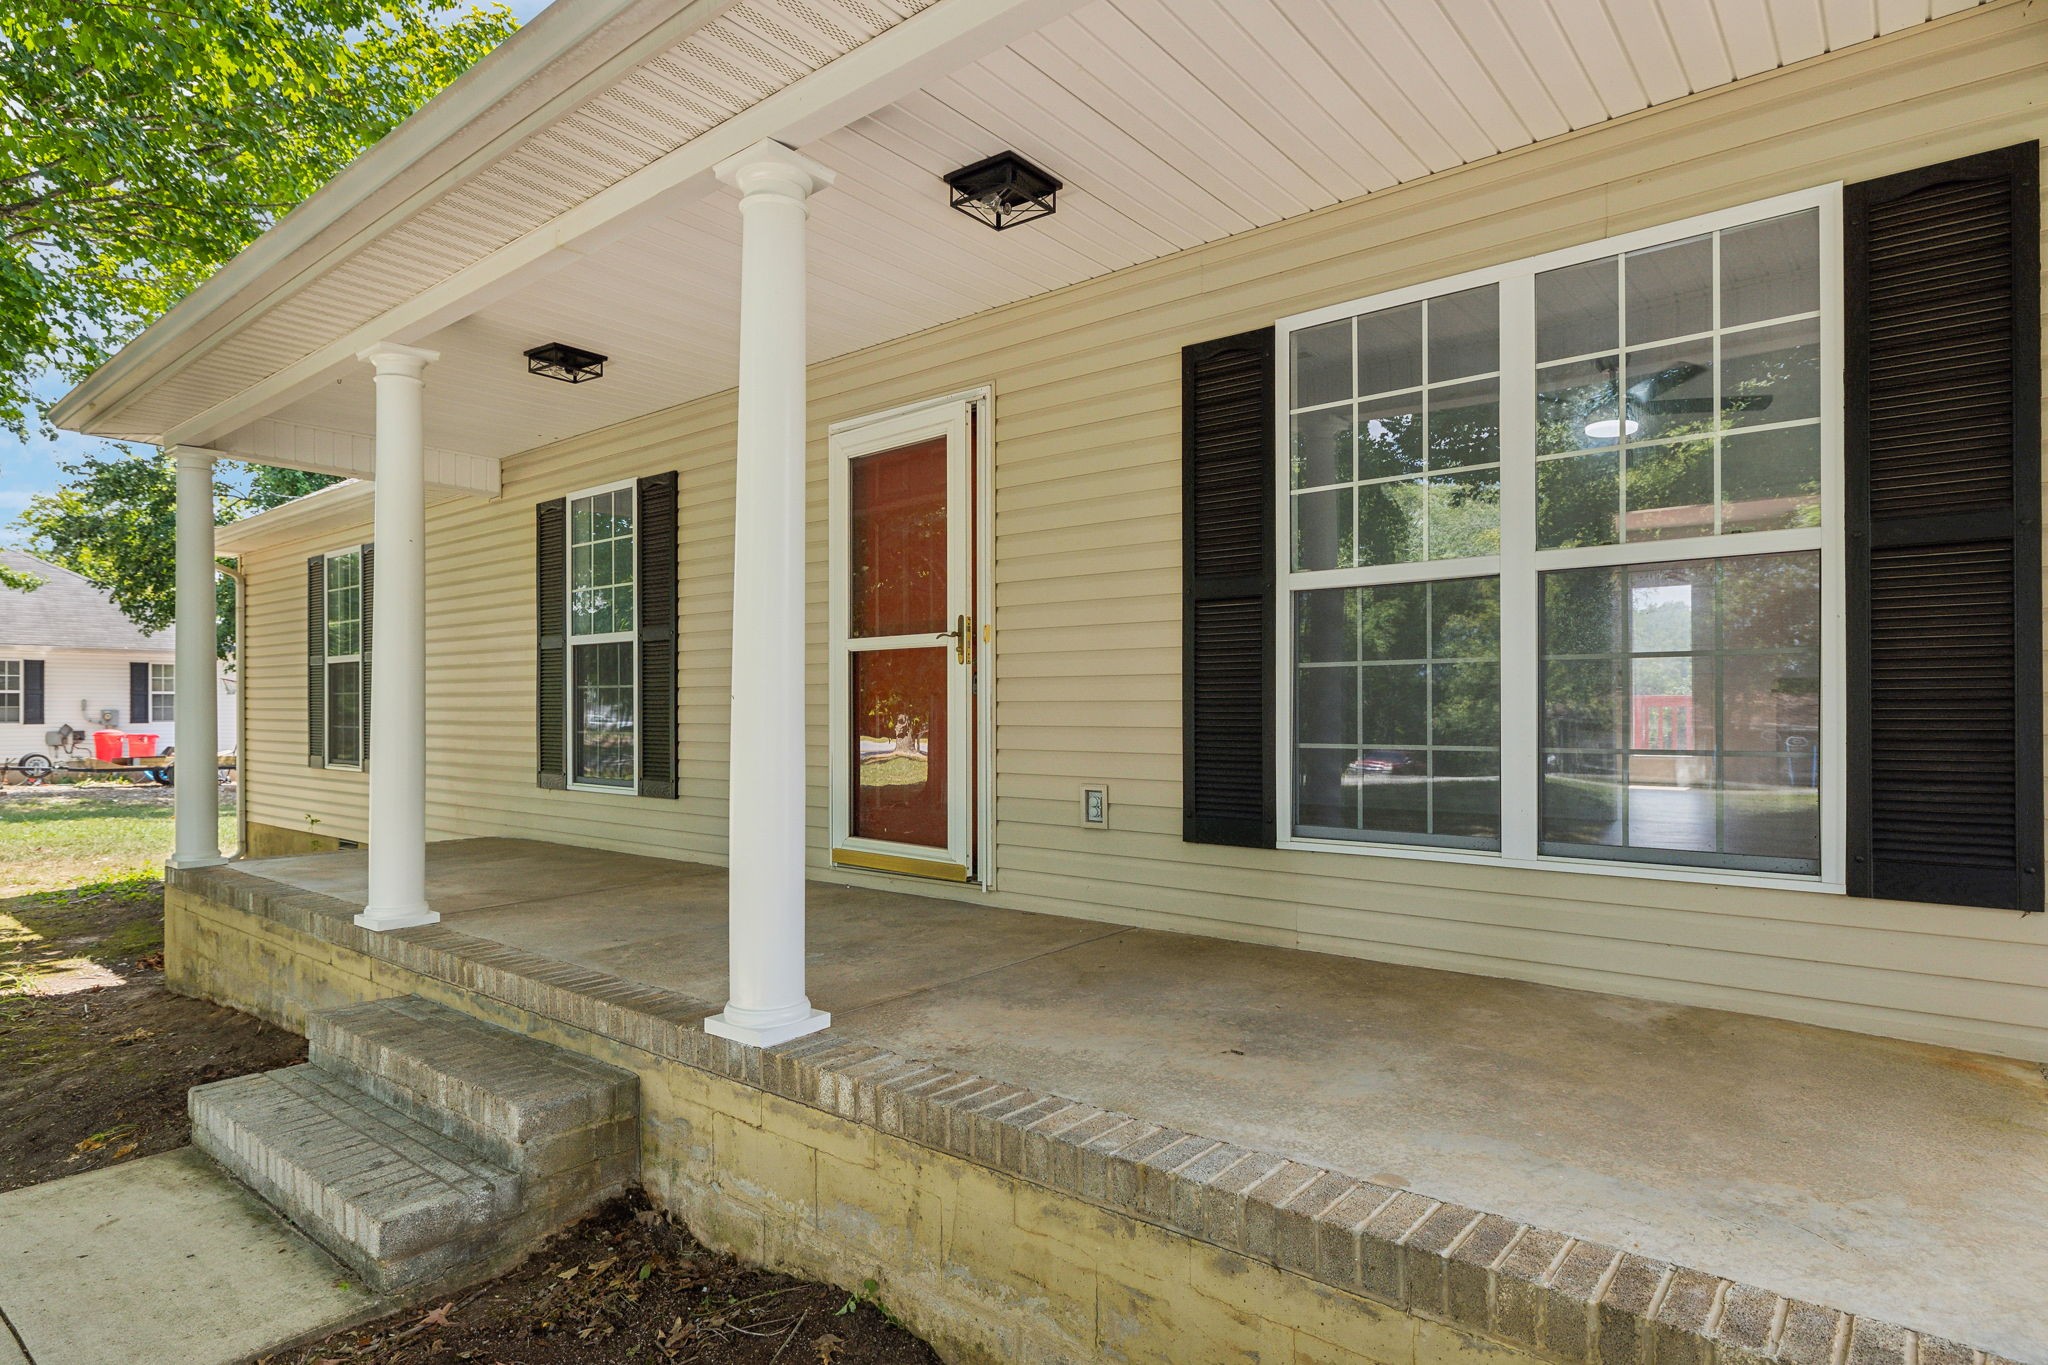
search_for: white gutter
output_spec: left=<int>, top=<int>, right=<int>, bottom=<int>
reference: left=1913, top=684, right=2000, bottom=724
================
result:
left=52, top=0, right=745, bottom=439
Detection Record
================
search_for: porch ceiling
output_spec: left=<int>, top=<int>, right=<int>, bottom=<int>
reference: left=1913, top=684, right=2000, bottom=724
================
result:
left=63, top=0, right=1994, bottom=474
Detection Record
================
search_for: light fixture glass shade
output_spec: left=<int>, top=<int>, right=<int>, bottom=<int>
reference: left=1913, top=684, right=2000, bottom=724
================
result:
left=525, top=342, right=608, bottom=383
left=943, top=152, right=1061, bottom=231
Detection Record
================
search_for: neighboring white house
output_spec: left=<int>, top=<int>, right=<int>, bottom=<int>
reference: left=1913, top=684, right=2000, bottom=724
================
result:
left=0, top=549, right=235, bottom=770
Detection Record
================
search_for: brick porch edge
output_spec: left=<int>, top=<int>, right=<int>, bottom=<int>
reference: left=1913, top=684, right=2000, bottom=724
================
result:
left=168, top=863, right=2028, bottom=1365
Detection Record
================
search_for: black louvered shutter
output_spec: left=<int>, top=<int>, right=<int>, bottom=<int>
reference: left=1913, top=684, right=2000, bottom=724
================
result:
left=1847, top=141, right=2042, bottom=911
left=536, top=499, right=568, bottom=789
left=130, top=661, right=150, bottom=725
left=360, top=542, right=374, bottom=768
left=306, top=556, right=326, bottom=767
left=636, top=471, right=680, bottom=799
left=1183, top=328, right=1277, bottom=847
left=22, top=660, right=43, bottom=726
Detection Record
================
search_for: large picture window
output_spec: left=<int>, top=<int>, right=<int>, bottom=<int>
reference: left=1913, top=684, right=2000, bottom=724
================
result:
left=1278, top=189, right=1840, bottom=885
left=567, top=483, right=637, bottom=790
left=322, top=548, right=363, bottom=769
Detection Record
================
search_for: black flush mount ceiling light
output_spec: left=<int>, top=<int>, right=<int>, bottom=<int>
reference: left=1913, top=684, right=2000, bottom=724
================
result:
left=524, top=341, right=607, bottom=383
left=943, top=151, right=1061, bottom=231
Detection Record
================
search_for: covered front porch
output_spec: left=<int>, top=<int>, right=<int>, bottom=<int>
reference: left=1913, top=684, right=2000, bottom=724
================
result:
left=167, top=837, right=2048, bottom=1364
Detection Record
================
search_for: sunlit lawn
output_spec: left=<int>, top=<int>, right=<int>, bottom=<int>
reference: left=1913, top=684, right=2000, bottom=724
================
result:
left=0, top=785, right=236, bottom=997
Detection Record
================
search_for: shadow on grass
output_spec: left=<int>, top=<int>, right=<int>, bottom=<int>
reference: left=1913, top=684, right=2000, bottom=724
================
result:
left=0, top=797, right=176, bottom=826
left=0, top=873, right=165, bottom=994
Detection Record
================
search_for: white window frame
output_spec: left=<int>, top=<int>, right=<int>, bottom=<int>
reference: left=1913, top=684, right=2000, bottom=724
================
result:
left=150, top=662, right=176, bottom=724
left=564, top=479, right=640, bottom=795
left=0, top=660, right=20, bottom=725
left=1274, top=185, right=1846, bottom=893
left=321, top=545, right=364, bottom=771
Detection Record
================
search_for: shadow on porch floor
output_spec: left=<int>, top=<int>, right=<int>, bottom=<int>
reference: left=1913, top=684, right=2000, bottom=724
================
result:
left=240, top=838, right=2048, bottom=1360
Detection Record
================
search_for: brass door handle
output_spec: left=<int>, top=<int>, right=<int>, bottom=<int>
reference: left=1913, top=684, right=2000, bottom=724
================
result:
left=938, top=613, right=974, bottom=665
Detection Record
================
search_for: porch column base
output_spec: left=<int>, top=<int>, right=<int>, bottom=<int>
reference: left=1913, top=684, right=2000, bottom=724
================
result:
left=705, top=1005, right=831, bottom=1049
left=168, top=854, right=230, bottom=871
left=354, top=905, right=441, bottom=932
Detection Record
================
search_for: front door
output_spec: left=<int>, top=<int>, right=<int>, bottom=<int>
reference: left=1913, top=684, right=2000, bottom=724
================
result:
left=828, top=399, right=980, bottom=881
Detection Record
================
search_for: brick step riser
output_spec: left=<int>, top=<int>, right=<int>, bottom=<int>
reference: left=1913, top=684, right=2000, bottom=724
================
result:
left=189, top=1075, right=523, bottom=1293
left=308, top=1039, right=636, bottom=1184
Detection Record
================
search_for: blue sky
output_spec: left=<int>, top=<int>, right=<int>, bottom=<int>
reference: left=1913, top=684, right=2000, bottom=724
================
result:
left=0, top=0, right=552, bottom=551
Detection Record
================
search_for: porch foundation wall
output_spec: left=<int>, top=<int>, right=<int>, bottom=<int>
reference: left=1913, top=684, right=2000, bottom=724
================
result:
left=165, top=865, right=2023, bottom=1365
left=244, top=821, right=351, bottom=861
left=163, top=884, right=1540, bottom=1364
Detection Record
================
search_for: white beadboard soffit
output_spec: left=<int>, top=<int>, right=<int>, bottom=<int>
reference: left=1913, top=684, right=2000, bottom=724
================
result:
left=108, top=0, right=1995, bottom=469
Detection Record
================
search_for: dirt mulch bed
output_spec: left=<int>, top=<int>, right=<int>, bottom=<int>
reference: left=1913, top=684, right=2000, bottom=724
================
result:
left=257, top=1193, right=944, bottom=1365
left=0, top=871, right=307, bottom=1193
left=0, top=975, right=307, bottom=1191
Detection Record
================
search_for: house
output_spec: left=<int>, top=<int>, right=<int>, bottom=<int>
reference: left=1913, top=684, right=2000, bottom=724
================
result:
left=0, top=549, right=235, bottom=773
left=47, top=2, right=2048, bottom=1362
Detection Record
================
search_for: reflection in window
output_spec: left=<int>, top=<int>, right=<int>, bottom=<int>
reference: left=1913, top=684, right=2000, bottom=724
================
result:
left=568, top=487, right=637, bottom=789
left=1290, top=285, right=1502, bottom=570
left=1540, top=552, right=1821, bottom=872
left=1294, top=577, right=1501, bottom=848
left=1534, top=209, right=1822, bottom=549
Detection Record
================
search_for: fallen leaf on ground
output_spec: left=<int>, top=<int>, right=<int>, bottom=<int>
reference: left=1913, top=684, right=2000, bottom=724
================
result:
left=815, top=1332, right=845, bottom=1362
left=417, top=1303, right=454, bottom=1329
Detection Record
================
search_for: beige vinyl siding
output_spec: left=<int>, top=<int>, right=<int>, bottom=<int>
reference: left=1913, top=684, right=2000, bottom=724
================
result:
left=235, top=2, right=2048, bottom=1059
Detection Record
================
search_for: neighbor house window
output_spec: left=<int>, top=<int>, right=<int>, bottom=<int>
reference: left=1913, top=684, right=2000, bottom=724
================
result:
left=150, top=663, right=176, bottom=723
left=323, top=548, right=364, bottom=768
left=567, top=484, right=637, bottom=790
left=0, top=660, right=20, bottom=724
left=1279, top=189, right=1836, bottom=882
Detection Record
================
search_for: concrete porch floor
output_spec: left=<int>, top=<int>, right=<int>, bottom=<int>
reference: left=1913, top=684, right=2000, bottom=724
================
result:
left=241, top=838, right=2048, bottom=1360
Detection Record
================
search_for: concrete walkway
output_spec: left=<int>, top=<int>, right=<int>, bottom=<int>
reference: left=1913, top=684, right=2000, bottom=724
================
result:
left=248, top=839, right=2048, bottom=1361
left=0, top=1149, right=382, bottom=1364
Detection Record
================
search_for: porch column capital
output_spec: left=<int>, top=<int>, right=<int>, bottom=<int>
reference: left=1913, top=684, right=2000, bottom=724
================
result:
left=355, top=342, right=440, bottom=378
left=714, top=139, right=837, bottom=206
left=166, top=445, right=225, bottom=871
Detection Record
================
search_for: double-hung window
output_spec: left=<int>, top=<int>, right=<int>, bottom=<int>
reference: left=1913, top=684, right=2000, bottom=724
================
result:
left=150, top=663, right=175, bottom=723
left=322, top=548, right=365, bottom=769
left=566, top=483, right=638, bottom=791
left=0, top=661, right=20, bottom=724
left=1279, top=188, right=1840, bottom=886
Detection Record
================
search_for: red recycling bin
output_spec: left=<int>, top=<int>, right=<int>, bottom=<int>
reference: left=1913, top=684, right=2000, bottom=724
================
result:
left=126, top=733, right=159, bottom=759
left=93, top=730, right=126, bottom=762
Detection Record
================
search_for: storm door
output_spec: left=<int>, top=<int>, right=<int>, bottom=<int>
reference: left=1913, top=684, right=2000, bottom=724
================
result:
left=828, top=399, right=977, bottom=880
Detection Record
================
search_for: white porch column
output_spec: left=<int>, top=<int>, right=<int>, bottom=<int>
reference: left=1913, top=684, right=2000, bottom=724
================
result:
left=355, top=343, right=440, bottom=931
left=167, top=445, right=226, bottom=870
left=706, top=139, right=835, bottom=1047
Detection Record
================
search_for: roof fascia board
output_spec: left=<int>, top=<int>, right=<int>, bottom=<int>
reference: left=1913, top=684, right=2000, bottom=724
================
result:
left=216, top=480, right=376, bottom=552
left=52, top=0, right=746, bottom=436
left=160, top=0, right=1094, bottom=452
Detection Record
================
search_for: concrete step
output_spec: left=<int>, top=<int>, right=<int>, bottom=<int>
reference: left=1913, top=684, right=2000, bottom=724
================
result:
left=193, top=997, right=641, bottom=1296
left=307, top=996, right=637, bottom=1181
left=189, top=1066, right=520, bottom=1292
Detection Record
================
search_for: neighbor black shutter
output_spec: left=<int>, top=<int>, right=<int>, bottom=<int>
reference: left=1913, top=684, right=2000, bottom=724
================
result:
left=360, top=542, right=374, bottom=768
left=306, top=555, right=326, bottom=767
left=22, top=660, right=43, bottom=726
left=536, top=499, right=568, bottom=789
left=636, top=471, right=680, bottom=799
left=1847, top=141, right=2042, bottom=911
left=130, top=661, right=150, bottom=725
left=1182, top=327, right=1277, bottom=847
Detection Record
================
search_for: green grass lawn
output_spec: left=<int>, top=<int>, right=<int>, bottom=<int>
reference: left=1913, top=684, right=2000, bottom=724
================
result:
left=0, top=786, right=236, bottom=996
